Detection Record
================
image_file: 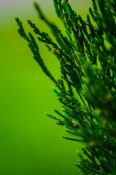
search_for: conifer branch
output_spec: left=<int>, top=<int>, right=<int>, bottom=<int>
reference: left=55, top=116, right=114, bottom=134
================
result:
left=16, top=0, right=116, bottom=174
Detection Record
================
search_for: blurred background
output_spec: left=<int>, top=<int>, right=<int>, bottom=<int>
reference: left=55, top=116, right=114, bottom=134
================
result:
left=0, top=0, right=91, bottom=175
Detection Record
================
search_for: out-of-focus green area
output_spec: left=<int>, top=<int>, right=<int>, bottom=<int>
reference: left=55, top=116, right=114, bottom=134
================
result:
left=0, top=1, right=91, bottom=175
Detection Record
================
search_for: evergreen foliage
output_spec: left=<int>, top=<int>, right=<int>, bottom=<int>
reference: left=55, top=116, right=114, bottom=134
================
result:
left=16, top=0, right=116, bottom=174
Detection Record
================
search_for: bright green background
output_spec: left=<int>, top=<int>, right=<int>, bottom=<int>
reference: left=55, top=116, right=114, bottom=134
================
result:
left=0, top=1, right=91, bottom=175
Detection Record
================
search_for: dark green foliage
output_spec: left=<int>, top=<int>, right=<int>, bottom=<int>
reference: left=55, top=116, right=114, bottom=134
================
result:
left=16, top=0, right=116, bottom=174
